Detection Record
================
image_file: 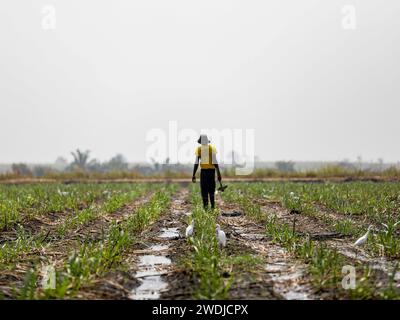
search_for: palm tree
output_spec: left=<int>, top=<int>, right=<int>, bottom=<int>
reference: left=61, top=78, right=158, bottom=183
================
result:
left=71, top=149, right=91, bottom=170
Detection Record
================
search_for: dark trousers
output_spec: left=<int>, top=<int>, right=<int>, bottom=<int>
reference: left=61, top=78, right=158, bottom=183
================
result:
left=200, top=169, right=216, bottom=209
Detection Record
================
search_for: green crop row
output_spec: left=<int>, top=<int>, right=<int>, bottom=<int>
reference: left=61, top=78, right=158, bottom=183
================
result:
left=223, top=183, right=400, bottom=299
left=16, top=185, right=178, bottom=299
left=0, top=183, right=150, bottom=230
left=183, top=185, right=262, bottom=300
left=230, top=182, right=400, bottom=258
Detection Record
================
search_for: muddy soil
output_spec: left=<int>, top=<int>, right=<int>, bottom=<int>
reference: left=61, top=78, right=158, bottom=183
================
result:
left=0, top=211, right=72, bottom=243
left=80, top=189, right=193, bottom=300
left=2, top=186, right=398, bottom=300
left=0, top=193, right=154, bottom=299
left=259, top=200, right=400, bottom=291
left=0, top=194, right=109, bottom=241
left=218, top=199, right=316, bottom=300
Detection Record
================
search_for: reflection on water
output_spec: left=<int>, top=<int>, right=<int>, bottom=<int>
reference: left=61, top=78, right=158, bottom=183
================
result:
left=130, top=254, right=172, bottom=300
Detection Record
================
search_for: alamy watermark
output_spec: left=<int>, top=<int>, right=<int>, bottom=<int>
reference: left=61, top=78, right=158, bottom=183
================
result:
left=41, top=264, right=56, bottom=290
left=145, top=121, right=255, bottom=175
left=41, top=5, right=56, bottom=30
left=342, top=5, right=357, bottom=30
left=342, top=265, right=356, bottom=290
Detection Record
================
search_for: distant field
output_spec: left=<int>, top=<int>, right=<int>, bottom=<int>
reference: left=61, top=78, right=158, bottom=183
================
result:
left=2, top=162, right=400, bottom=183
left=2, top=175, right=400, bottom=186
left=0, top=182, right=399, bottom=299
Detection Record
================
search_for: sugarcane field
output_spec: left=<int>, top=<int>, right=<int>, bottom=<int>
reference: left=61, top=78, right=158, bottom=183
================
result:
left=1, top=1, right=399, bottom=316
left=0, top=179, right=399, bottom=300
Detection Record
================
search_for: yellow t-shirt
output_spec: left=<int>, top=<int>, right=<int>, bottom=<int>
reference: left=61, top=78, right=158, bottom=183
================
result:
left=196, top=144, right=217, bottom=169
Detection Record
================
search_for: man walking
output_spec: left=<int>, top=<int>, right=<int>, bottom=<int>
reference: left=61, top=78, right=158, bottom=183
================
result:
left=192, top=134, right=222, bottom=210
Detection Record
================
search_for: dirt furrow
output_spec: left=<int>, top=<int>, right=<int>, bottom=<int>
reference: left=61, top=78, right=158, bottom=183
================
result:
left=64, top=192, right=154, bottom=243
left=80, top=189, right=192, bottom=300
left=260, top=201, right=400, bottom=287
left=134, top=189, right=193, bottom=300
left=0, top=211, right=72, bottom=244
left=0, top=192, right=110, bottom=241
left=218, top=199, right=316, bottom=300
left=0, top=192, right=154, bottom=299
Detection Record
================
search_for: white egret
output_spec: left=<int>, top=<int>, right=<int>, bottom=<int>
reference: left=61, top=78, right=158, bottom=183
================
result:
left=289, top=191, right=299, bottom=201
left=354, top=225, right=373, bottom=247
left=57, top=189, right=69, bottom=196
left=216, top=224, right=227, bottom=247
left=185, top=220, right=195, bottom=238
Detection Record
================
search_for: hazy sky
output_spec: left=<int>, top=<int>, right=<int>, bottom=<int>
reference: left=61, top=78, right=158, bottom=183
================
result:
left=1, top=1, right=399, bottom=164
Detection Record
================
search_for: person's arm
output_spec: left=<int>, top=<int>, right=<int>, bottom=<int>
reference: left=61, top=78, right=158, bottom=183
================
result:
left=192, top=156, right=200, bottom=183
left=213, top=151, right=222, bottom=182
left=215, top=164, right=222, bottom=182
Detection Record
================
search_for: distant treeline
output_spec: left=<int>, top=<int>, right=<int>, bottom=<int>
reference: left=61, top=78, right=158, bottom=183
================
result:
left=1, top=149, right=400, bottom=180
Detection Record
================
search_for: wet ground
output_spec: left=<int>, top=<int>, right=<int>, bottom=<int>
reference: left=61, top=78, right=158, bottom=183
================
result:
left=130, top=190, right=192, bottom=300
left=2, top=185, right=399, bottom=300
left=218, top=199, right=316, bottom=300
left=260, top=200, right=400, bottom=287
left=69, top=190, right=400, bottom=299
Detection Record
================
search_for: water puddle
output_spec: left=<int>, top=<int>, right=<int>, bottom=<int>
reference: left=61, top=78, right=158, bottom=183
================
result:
left=158, top=227, right=180, bottom=239
left=262, top=243, right=313, bottom=300
left=139, top=255, right=171, bottom=266
left=337, top=245, right=400, bottom=283
left=130, top=224, right=181, bottom=299
left=130, top=276, right=168, bottom=300
left=265, top=261, right=311, bottom=300
left=150, top=244, right=169, bottom=252
left=284, top=291, right=310, bottom=300
left=130, top=254, right=172, bottom=300
left=229, top=222, right=313, bottom=300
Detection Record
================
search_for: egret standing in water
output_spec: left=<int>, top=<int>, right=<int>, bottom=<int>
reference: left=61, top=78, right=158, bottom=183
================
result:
left=185, top=220, right=195, bottom=238
left=216, top=224, right=226, bottom=247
